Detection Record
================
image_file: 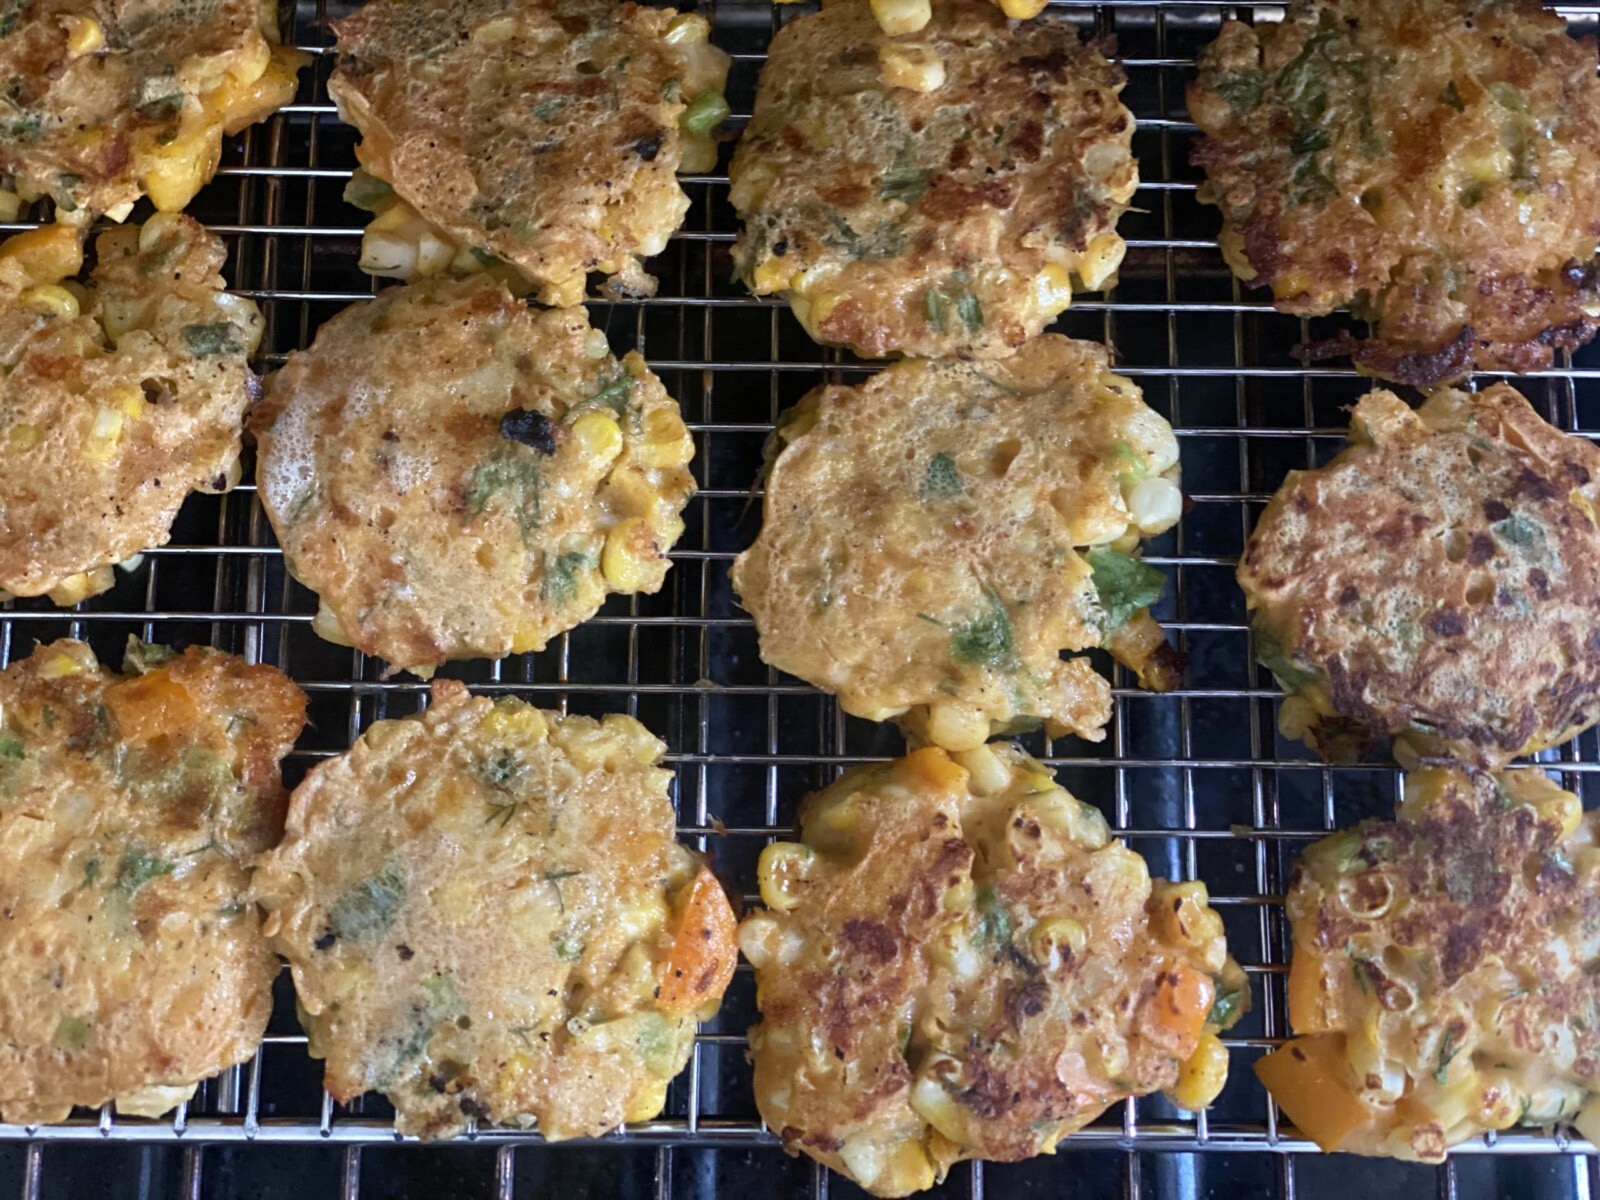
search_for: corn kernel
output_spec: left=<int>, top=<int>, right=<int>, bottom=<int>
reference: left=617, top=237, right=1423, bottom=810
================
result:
left=998, top=0, right=1051, bottom=16
left=509, top=622, right=549, bottom=654
left=83, top=405, right=124, bottom=461
left=633, top=409, right=694, bottom=469
left=624, top=1075, right=669, bottom=1123
left=750, top=256, right=790, bottom=295
left=878, top=42, right=945, bottom=93
left=567, top=412, right=623, bottom=469
left=481, top=703, right=549, bottom=743
left=1167, top=1032, right=1229, bottom=1111
left=19, top=283, right=79, bottom=319
left=1271, top=270, right=1314, bottom=303
left=542, top=272, right=586, bottom=308
left=1034, top=263, right=1074, bottom=316
left=141, top=120, right=223, bottom=212
left=869, top=0, right=932, bottom=35
left=107, top=385, right=147, bottom=421
left=0, top=223, right=85, bottom=285
left=921, top=701, right=990, bottom=752
left=807, top=291, right=841, bottom=325
left=39, top=650, right=85, bottom=677
left=601, top=517, right=660, bottom=591
left=1029, top=915, right=1086, bottom=968
left=664, top=12, right=711, bottom=44
left=7, top=423, right=41, bottom=450
left=757, top=841, right=813, bottom=912
left=1076, top=231, right=1125, bottom=292
left=61, top=15, right=103, bottom=57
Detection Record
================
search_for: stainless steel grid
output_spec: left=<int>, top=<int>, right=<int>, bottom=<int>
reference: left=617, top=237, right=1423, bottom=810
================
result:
left=4, top=0, right=1600, bottom=1196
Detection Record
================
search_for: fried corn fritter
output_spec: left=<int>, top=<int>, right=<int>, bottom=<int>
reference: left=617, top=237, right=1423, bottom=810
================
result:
left=252, top=681, right=736, bottom=1140
left=330, top=0, right=730, bottom=307
left=738, top=745, right=1249, bottom=1197
left=1238, top=384, right=1600, bottom=768
left=0, top=637, right=306, bottom=1125
left=729, top=0, right=1136, bottom=360
left=731, top=336, right=1184, bottom=753
left=0, top=215, right=264, bottom=606
left=0, top=0, right=304, bottom=219
left=1258, top=765, right=1600, bottom=1161
left=1188, top=0, right=1600, bottom=386
left=253, top=276, right=694, bottom=677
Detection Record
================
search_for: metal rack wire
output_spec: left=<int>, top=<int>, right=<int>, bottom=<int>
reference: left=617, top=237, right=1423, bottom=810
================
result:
left=4, top=0, right=1600, bottom=1196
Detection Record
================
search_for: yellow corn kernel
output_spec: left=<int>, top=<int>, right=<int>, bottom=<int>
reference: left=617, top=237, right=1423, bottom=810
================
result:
left=19, top=283, right=79, bottom=319
left=107, top=385, right=147, bottom=420
left=632, top=408, right=694, bottom=469
left=1532, top=783, right=1583, bottom=838
left=542, top=272, right=586, bottom=308
left=0, top=223, right=84, bottom=285
left=510, top=622, right=549, bottom=654
left=366, top=198, right=418, bottom=234
left=1076, top=231, right=1125, bottom=292
left=757, top=841, right=813, bottom=912
left=215, top=44, right=307, bottom=136
left=1271, top=270, right=1314, bottom=302
left=570, top=412, right=623, bottom=467
left=902, top=745, right=969, bottom=791
left=878, top=43, right=945, bottom=93
left=921, top=701, right=990, bottom=752
left=141, top=121, right=223, bottom=212
left=1029, top=916, right=1086, bottom=968
left=7, top=423, right=41, bottom=450
left=624, top=1075, right=669, bottom=1123
left=601, top=517, right=660, bottom=591
left=1034, top=263, right=1074, bottom=316
left=61, top=15, right=103, bottom=57
left=807, top=291, right=841, bottom=326
left=480, top=703, right=549, bottom=743
left=870, top=0, right=931, bottom=35
left=751, top=255, right=790, bottom=295
left=998, top=0, right=1051, bottom=15
left=39, top=649, right=85, bottom=677
left=1167, top=1032, right=1229, bottom=1111
left=663, top=11, right=711, bottom=44
left=83, top=405, right=125, bottom=461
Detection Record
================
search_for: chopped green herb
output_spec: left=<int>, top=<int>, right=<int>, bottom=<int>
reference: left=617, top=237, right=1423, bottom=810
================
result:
left=342, top=170, right=394, bottom=212
left=55, top=1016, right=90, bottom=1054
left=0, top=0, right=23, bottom=37
left=181, top=323, right=245, bottom=358
left=1490, top=82, right=1529, bottom=114
left=1460, top=181, right=1486, bottom=209
left=0, top=735, right=22, bottom=759
left=680, top=90, right=729, bottom=136
left=1492, top=513, right=1543, bottom=553
left=1113, top=441, right=1148, bottom=486
left=1290, top=153, right=1338, bottom=206
left=553, top=932, right=585, bottom=961
left=917, top=451, right=963, bottom=501
left=327, top=863, right=406, bottom=942
left=117, top=848, right=174, bottom=891
left=975, top=886, right=1013, bottom=948
left=480, top=748, right=521, bottom=789
left=469, top=246, right=499, bottom=268
left=541, top=550, right=593, bottom=607
left=950, top=587, right=1018, bottom=672
left=1434, top=1026, right=1463, bottom=1084
left=0, top=109, right=40, bottom=142
left=660, top=77, right=681, bottom=102
left=465, top=452, right=543, bottom=538
left=135, top=93, right=185, bottom=123
left=1253, top=622, right=1321, bottom=690
left=1085, top=547, right=1165, bottom=638
left=531, top=98, right=568, bottom=121
left=925, top=274, right=982, bottom=333
left=1213, top=70, right=1264, bottom=113
left=586, top=370, right=635, bottom=415
left=81, top=858, right=100, bottom=889
left=1442, top=81, right=1465, bottom=112
left=485, top=799, right=520, bottom=829
left=824, top=216, right=905, bottom=261
left=1208, top=987, right=1244, bottom=1028
left=955, top=291, right=983, bottom=332
left=880, top=149, right=930, bottom=206
left=125, top=640, right=177, bottom=673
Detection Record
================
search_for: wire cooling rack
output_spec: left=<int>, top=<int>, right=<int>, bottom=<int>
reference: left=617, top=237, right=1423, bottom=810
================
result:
left=4, top=0, right=1600, bottom=1196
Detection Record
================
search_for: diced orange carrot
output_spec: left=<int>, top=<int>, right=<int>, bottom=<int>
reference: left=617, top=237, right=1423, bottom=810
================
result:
left=1254, top=1034, right=1373, bottom=1153
left=104, top=669, right=198, bottom=745
left=1141, top=959, right=1214, bottom=1055
left=657, top=866, right=737, bottom=1014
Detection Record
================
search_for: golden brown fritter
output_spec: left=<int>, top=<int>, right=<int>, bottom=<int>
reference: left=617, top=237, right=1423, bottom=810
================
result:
left=0, top=0, right=304, bottom=218
left=729, top=0, right=1136, bottom=360
left=1188, top=0, right=1600, bottom=386
left=1238, top=384, right=1600, bottom=768
left=0, top=215, right=263, bottom=605
left=252, top=276, right=694, bottom=677
left=1258, top=765, right=1600, bottom=1161
left=252, top=681, right=737, bottom=1141
left=330, top=0, right=730, bottom=307
left=738, top=745, right=1249, bottom=1197
left=0, top=637, right=306, bottom=1125
left=731, top=336, right=1184, bottom=753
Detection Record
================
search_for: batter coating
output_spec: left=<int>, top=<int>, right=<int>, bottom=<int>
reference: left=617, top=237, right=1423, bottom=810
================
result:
left=252, top=681, right=737, bottom=1140
left=330, top=0, right=730, bottom=307
left=1238, top=384, right=1600, bottom=768
left=253, top=276, right=694, bottom=676
left=1189, top=0, right=1600, bottom=386
left=729, top=0, right=1136, bottom=360
left=739, top=745, right=1249, bottom=1197
left=0, top=637, right=306, bottom=1124
left=1258, top=765, right=1600, bottom=1161
left=731, top=336, right=1184, bottom=753
left=0, top=0, right=304, bottom=219
left=0, top=215, right=264, bottom=605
